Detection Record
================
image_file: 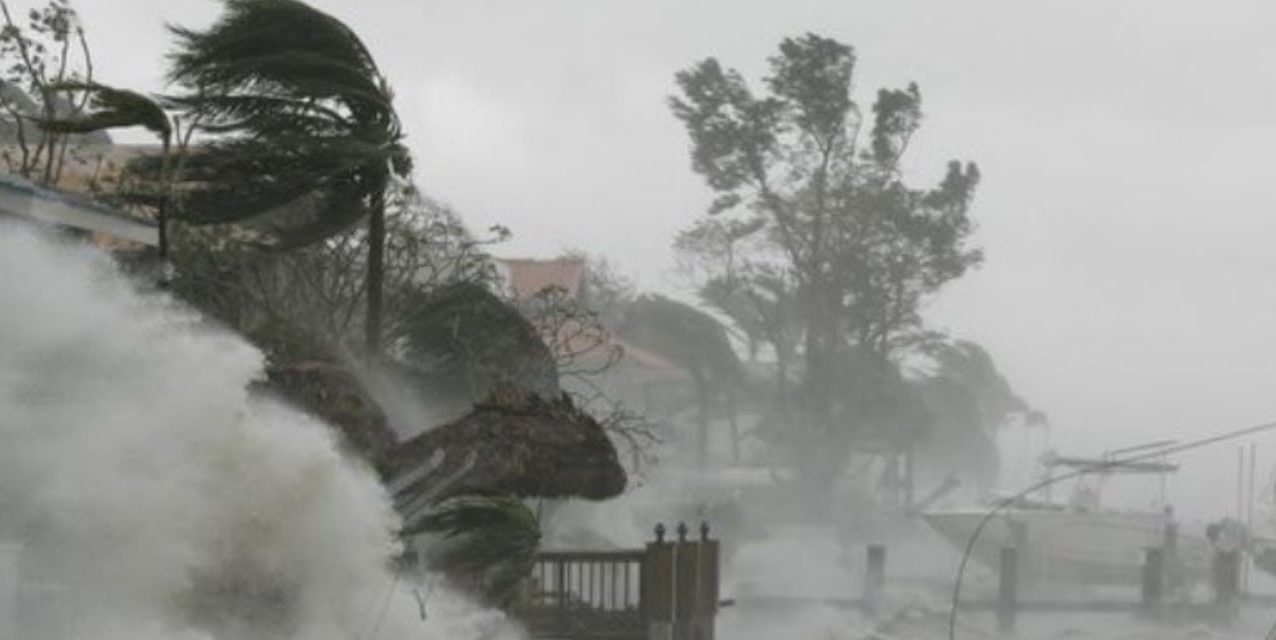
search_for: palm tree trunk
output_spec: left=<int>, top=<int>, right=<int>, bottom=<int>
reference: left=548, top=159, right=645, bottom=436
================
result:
left=157, top=197, right=168, bottom=262
left=365, top=189, right=386, bottom=356
left=727, top=390, right=740, bottom=464
left=158, top=134, right=171, bottom=264
left=694, top=371, right=710, bottom=471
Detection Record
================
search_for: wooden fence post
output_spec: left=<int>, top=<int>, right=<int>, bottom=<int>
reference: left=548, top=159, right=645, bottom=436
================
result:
left=997, top=546, right=1017, bottom=634
left=695, top=522, right=720, bottom=640
left=644, top=523, right=675, bottom=640
left=639, top=522, right=721, bottom=640
left=865, top=545, right=886, bottom=616
left=1140, top=547, right=1164, bottom=618
left=674, top=523, right=695, bottom=640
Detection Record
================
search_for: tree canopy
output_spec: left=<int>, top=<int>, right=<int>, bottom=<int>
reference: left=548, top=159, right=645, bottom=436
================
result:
left=670, top=33, right=984, bottom=484
left=618, top=294, right=745, bottom=390
left=910, top=339, right=1045, bottom=489
left=0, top=0, right=111, bottom=183
left=398, top=281, right=561, bottom=410
left=160, top=0, right=411, bottom=352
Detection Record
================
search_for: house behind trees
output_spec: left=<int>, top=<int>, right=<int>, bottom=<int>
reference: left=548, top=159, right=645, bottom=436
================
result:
left=496, top=256, right=695, bottom=423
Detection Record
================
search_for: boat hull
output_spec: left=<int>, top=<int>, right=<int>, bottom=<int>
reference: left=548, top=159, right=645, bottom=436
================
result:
left=922, top=509, right=1211, bottom=586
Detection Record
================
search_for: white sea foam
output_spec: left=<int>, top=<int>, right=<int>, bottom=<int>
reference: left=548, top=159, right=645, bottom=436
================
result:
left=0, top=224, right=520, bottom=640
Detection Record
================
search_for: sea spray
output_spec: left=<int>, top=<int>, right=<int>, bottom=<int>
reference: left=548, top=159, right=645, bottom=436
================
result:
left=0, top=224, right=521, bottom=640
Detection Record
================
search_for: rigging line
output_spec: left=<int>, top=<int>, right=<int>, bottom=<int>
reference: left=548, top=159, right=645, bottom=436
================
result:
left=947, top=418, right=1276, bottom=640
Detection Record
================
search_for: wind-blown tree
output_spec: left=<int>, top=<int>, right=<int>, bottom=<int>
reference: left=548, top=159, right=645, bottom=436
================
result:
left=162, top=0, right=411, bottom=354
left=38, top=82, right=170, bottom=142
left=168, top=186, right=503, bottom=359
left=677, top=220, right=803, bottom=429
left=618, top=294, right=746, bottom=467
left=0, top=0, right=110, bottom=184
left=910, top=339, right=1045, bottom=490
left=398, top=281, right=561, bottom=403
left=919, top=340, right=1043, bottom=427
left=670, top=33, right=982, bottom=491
left=618, top=295, right=745, bottom=390
left=512, top=275, right=661, bottom=474
left=38, top=81, right=175, bottom=259
left=396, top=276, right=659, bottom=473
left=390, top=279, right=577, bottom=433
left=675, top=215, right=770, bottom=359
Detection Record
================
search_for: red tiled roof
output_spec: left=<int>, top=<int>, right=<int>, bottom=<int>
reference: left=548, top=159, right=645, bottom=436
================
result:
left=501, top=256, right=690, bottom=379
left=500, top=257, right=587, bottom=300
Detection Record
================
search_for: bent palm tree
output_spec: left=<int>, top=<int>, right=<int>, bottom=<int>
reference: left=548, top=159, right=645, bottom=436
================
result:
left=618, top=294, right=746, bottom=466
left=39, top=82, right=171, bottom=139
left=39, top=81, right=175, bottom=260
left=163, top=0, right=411, bottom=353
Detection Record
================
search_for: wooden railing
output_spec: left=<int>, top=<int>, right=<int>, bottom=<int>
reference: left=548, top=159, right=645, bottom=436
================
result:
left=523, top=550, right=646, bottom=639
left=521, top=523, right=719, bottom=640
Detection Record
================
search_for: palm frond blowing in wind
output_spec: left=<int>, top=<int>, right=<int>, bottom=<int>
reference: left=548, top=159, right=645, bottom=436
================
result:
left=39, top=81, right=176, bottom=263
left=162, top=0, right=412, bottom=353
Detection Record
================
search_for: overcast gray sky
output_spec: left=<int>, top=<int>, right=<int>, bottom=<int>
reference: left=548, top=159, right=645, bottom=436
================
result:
left=74, top=0, right=1276, bottom=515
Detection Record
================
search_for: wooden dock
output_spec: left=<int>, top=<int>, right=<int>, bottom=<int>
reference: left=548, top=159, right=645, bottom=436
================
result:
left=727, top=544, right=1276, bottom=634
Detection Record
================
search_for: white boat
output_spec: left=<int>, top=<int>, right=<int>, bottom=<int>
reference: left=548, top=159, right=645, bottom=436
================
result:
left=922, top=449, right=1214, bottom=587
left=923, top=506, right=1214, bottom=586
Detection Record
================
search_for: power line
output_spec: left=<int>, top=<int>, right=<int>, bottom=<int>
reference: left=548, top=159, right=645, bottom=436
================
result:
left=947, top=418, right=1276, bottom=640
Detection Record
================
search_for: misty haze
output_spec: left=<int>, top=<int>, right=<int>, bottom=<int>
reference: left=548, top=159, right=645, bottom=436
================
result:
left=0, top=1, right=1274, bottom=639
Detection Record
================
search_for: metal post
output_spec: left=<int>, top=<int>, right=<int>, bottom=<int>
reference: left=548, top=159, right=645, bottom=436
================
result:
left=865, top=545, right=886, bottom=616
left=1141, top=547, right=1164, bottom=617
left=903, top=448, right=915, bottom=508
left=998, top=546, right=1017, bottom=634
left=1247, top=443, right=1257, bottom=593
left=1213, top=550, right=1240, bottom=625
left=1236, top=447, right=1244, bottom=522
left=1163, top=518, right=1180, bottom=593
left=1009, top=520, right=1029, bottom=583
